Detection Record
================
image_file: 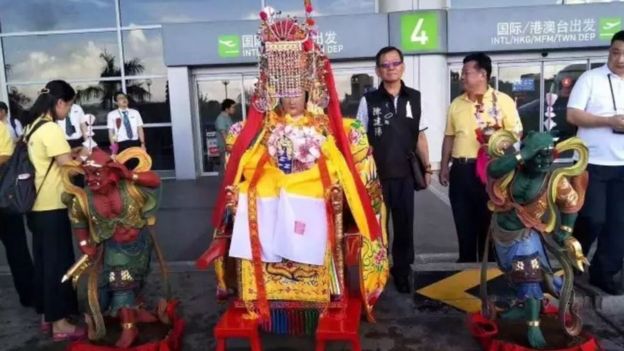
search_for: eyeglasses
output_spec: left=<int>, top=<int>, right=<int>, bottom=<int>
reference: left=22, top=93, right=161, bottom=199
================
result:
left=379, top=61, right=403, bottom=69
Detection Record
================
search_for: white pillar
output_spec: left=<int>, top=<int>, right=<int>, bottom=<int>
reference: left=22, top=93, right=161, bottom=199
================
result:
left=0, top=38, right=9, bottom=113
left=167, top=66, right=197, bottom=179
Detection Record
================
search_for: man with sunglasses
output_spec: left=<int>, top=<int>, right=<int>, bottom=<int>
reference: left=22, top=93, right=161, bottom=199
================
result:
left=356, top=46, right=431, bottom=293
left=567, top=30, right=624, bottom=295
left=440, top=52, right=522, bottom=263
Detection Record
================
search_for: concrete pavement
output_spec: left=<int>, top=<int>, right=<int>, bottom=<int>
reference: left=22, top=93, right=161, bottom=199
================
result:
left=2, top=267, right=624, bottom=350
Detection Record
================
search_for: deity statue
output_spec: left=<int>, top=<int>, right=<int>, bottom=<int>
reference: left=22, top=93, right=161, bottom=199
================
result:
left=480, top=130, right=590, bottom=349
left=197, top=1, right=388, bottom=348
left=61, top=148, right=173, bottom=349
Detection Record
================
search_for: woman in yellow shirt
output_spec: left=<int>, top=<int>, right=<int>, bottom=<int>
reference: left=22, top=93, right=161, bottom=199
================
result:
left=21, top=80, right=85, bottom=341
left=0, top=111, right=35, bottom=309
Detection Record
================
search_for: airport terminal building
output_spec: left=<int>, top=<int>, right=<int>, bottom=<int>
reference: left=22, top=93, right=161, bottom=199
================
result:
left=1, top=0, right=622, bottom=179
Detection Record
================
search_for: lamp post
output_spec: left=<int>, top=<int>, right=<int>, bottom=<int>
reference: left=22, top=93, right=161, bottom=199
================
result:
left=146, top=79, right=152, bottom=101
left=222, top=80, right=230, bottom=99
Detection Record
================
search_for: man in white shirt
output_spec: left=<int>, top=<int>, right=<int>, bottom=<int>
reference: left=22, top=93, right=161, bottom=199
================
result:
left=567, top=30, right=624, bottom=295
left=107, top=92, right=146, bottom=156
left=58, top=103, right=87, bottom=150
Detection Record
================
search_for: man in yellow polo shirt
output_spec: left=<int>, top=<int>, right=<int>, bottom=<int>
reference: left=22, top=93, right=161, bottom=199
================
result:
left=0, top=116, right=35, bottom=307
left=440, top=53, right=522, bottom=262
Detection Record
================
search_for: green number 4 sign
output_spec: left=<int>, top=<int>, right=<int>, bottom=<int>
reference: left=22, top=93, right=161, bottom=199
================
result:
left=401, top=12, right=440, bottom=52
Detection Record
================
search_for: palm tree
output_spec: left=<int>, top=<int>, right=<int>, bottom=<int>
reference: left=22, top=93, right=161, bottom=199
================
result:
left=74, top=51, right=150, bottom=110
left=7, top=87, right=31, bottom=121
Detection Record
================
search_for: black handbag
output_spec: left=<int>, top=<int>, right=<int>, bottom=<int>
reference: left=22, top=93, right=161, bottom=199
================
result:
left=408, top=150, right=427, bottom=191
left=386, top=113, right=428, bottom=191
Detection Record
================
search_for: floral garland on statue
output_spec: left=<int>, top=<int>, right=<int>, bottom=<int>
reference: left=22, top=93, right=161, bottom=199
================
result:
left=267, top=122, right=326, bottom=173
left=475, top=90, right=501, bottom=185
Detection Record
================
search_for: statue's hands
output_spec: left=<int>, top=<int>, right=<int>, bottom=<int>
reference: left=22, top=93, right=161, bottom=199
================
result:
left=109, top=162, right=133, bottom=180
left=554, top=229, right=570, bottom=246
left=520, top=132, right=553, bottom=160
left=79, top=241, right=97, bottom=257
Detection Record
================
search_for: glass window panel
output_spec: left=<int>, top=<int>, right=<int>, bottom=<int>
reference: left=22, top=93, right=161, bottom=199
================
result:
left=74, top=80, right=123, bottom=125
left=498, top=65, right=542, bottom=135
left=120, top=0, right=260, bottom=26
left=590, top=60, right=606, bottom=69
left=122, top=29, right=166, bottom=76
left=144, top=126, right=175, bottom=170
left=243, top=75, right=258, bottom=120
left=449, top=65, right=497, bottom=102
left=543, top=61, right=587, bottom=141
left=196, top=78, right=244, bottom=173
left=7, top=81, right=120, bottom=125
left=3, top=32, right=120, bottom=82
left=450, top=67, right=463, bottom=102
left=266, top=0, right=375, bottom=16
left=125, top=79, right=171, bottom=123
left=0, top=0, right=116, bottom=33
left=6, top=86, right=35, bottom=121
left=91, top=127, right=175, bottom=170
left=332, top=71, right=376, bottom=117
left=450, top=0, right=562, bottom=8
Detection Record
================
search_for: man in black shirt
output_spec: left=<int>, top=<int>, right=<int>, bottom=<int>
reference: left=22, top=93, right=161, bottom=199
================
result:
left=357, top=46, right=431, bottom=293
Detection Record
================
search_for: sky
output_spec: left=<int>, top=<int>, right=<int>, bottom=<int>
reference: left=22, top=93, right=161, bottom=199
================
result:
left=1, top=0, right=374, bottom=92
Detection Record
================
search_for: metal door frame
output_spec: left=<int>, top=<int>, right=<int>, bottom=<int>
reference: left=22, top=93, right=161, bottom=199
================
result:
left=192, top=71, right=249, bottom=176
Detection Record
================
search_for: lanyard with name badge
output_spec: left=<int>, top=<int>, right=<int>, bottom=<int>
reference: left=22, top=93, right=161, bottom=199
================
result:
left=607, top=73, right=624, bottom=134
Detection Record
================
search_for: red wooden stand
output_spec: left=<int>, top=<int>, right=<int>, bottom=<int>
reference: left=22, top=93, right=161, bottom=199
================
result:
left=468, top=312, right=601, bottom=351
left=315, top=297, right=362, bottom=351
left=214, top=307, right=262, bottom=351
left=67, top=300, right=185, bottom=351
left=213, top=297, right=363, bottom=351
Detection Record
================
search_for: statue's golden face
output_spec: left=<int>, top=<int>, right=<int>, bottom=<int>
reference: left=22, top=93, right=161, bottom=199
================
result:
left=280, top=95, right=306, bottom=117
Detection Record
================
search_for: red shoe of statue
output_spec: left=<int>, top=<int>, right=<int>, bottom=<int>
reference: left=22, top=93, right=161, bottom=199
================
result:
left=115, top=308, right=139, bottom=349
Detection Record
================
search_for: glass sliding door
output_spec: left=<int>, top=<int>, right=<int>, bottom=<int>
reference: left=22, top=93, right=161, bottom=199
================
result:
left=195, top=76, right=244, bottom=175
left=498, top=63, right=542, bottom=135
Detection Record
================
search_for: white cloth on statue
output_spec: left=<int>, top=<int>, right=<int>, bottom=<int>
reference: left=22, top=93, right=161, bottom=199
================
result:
left=229, top=190, right=329, bottom=266
left=273, top=190, right=328, bottom=265
left=229, top=194, right=282, bottom=263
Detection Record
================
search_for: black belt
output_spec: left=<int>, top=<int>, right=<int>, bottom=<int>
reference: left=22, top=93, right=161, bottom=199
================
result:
left=452, top=157, right=476, bottom=164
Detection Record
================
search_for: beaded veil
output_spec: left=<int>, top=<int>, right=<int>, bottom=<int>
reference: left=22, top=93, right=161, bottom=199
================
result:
left=253, top=0, right=328, bottom=112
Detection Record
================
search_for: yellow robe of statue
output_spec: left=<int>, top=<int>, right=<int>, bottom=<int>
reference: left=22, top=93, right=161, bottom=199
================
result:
left=215, top=110, right=388, bottom=318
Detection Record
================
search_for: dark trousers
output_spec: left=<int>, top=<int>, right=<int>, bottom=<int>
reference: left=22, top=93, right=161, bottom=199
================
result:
left=27, top=210, right=78, bottom=322
left=449, top=161, right=492, bottom=262
left=0, top=211, right=35, bottom=306
left=381, top=176, right=415, bottom=277
left=573, top=165, right=624, bottom=282
left=118, top=140, right=142, bottom=170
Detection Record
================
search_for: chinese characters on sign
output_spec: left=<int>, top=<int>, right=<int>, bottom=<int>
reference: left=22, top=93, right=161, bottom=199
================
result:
left=240, top=31, right=343, bottom=58
left=493, top=18, right=597, bottom=46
